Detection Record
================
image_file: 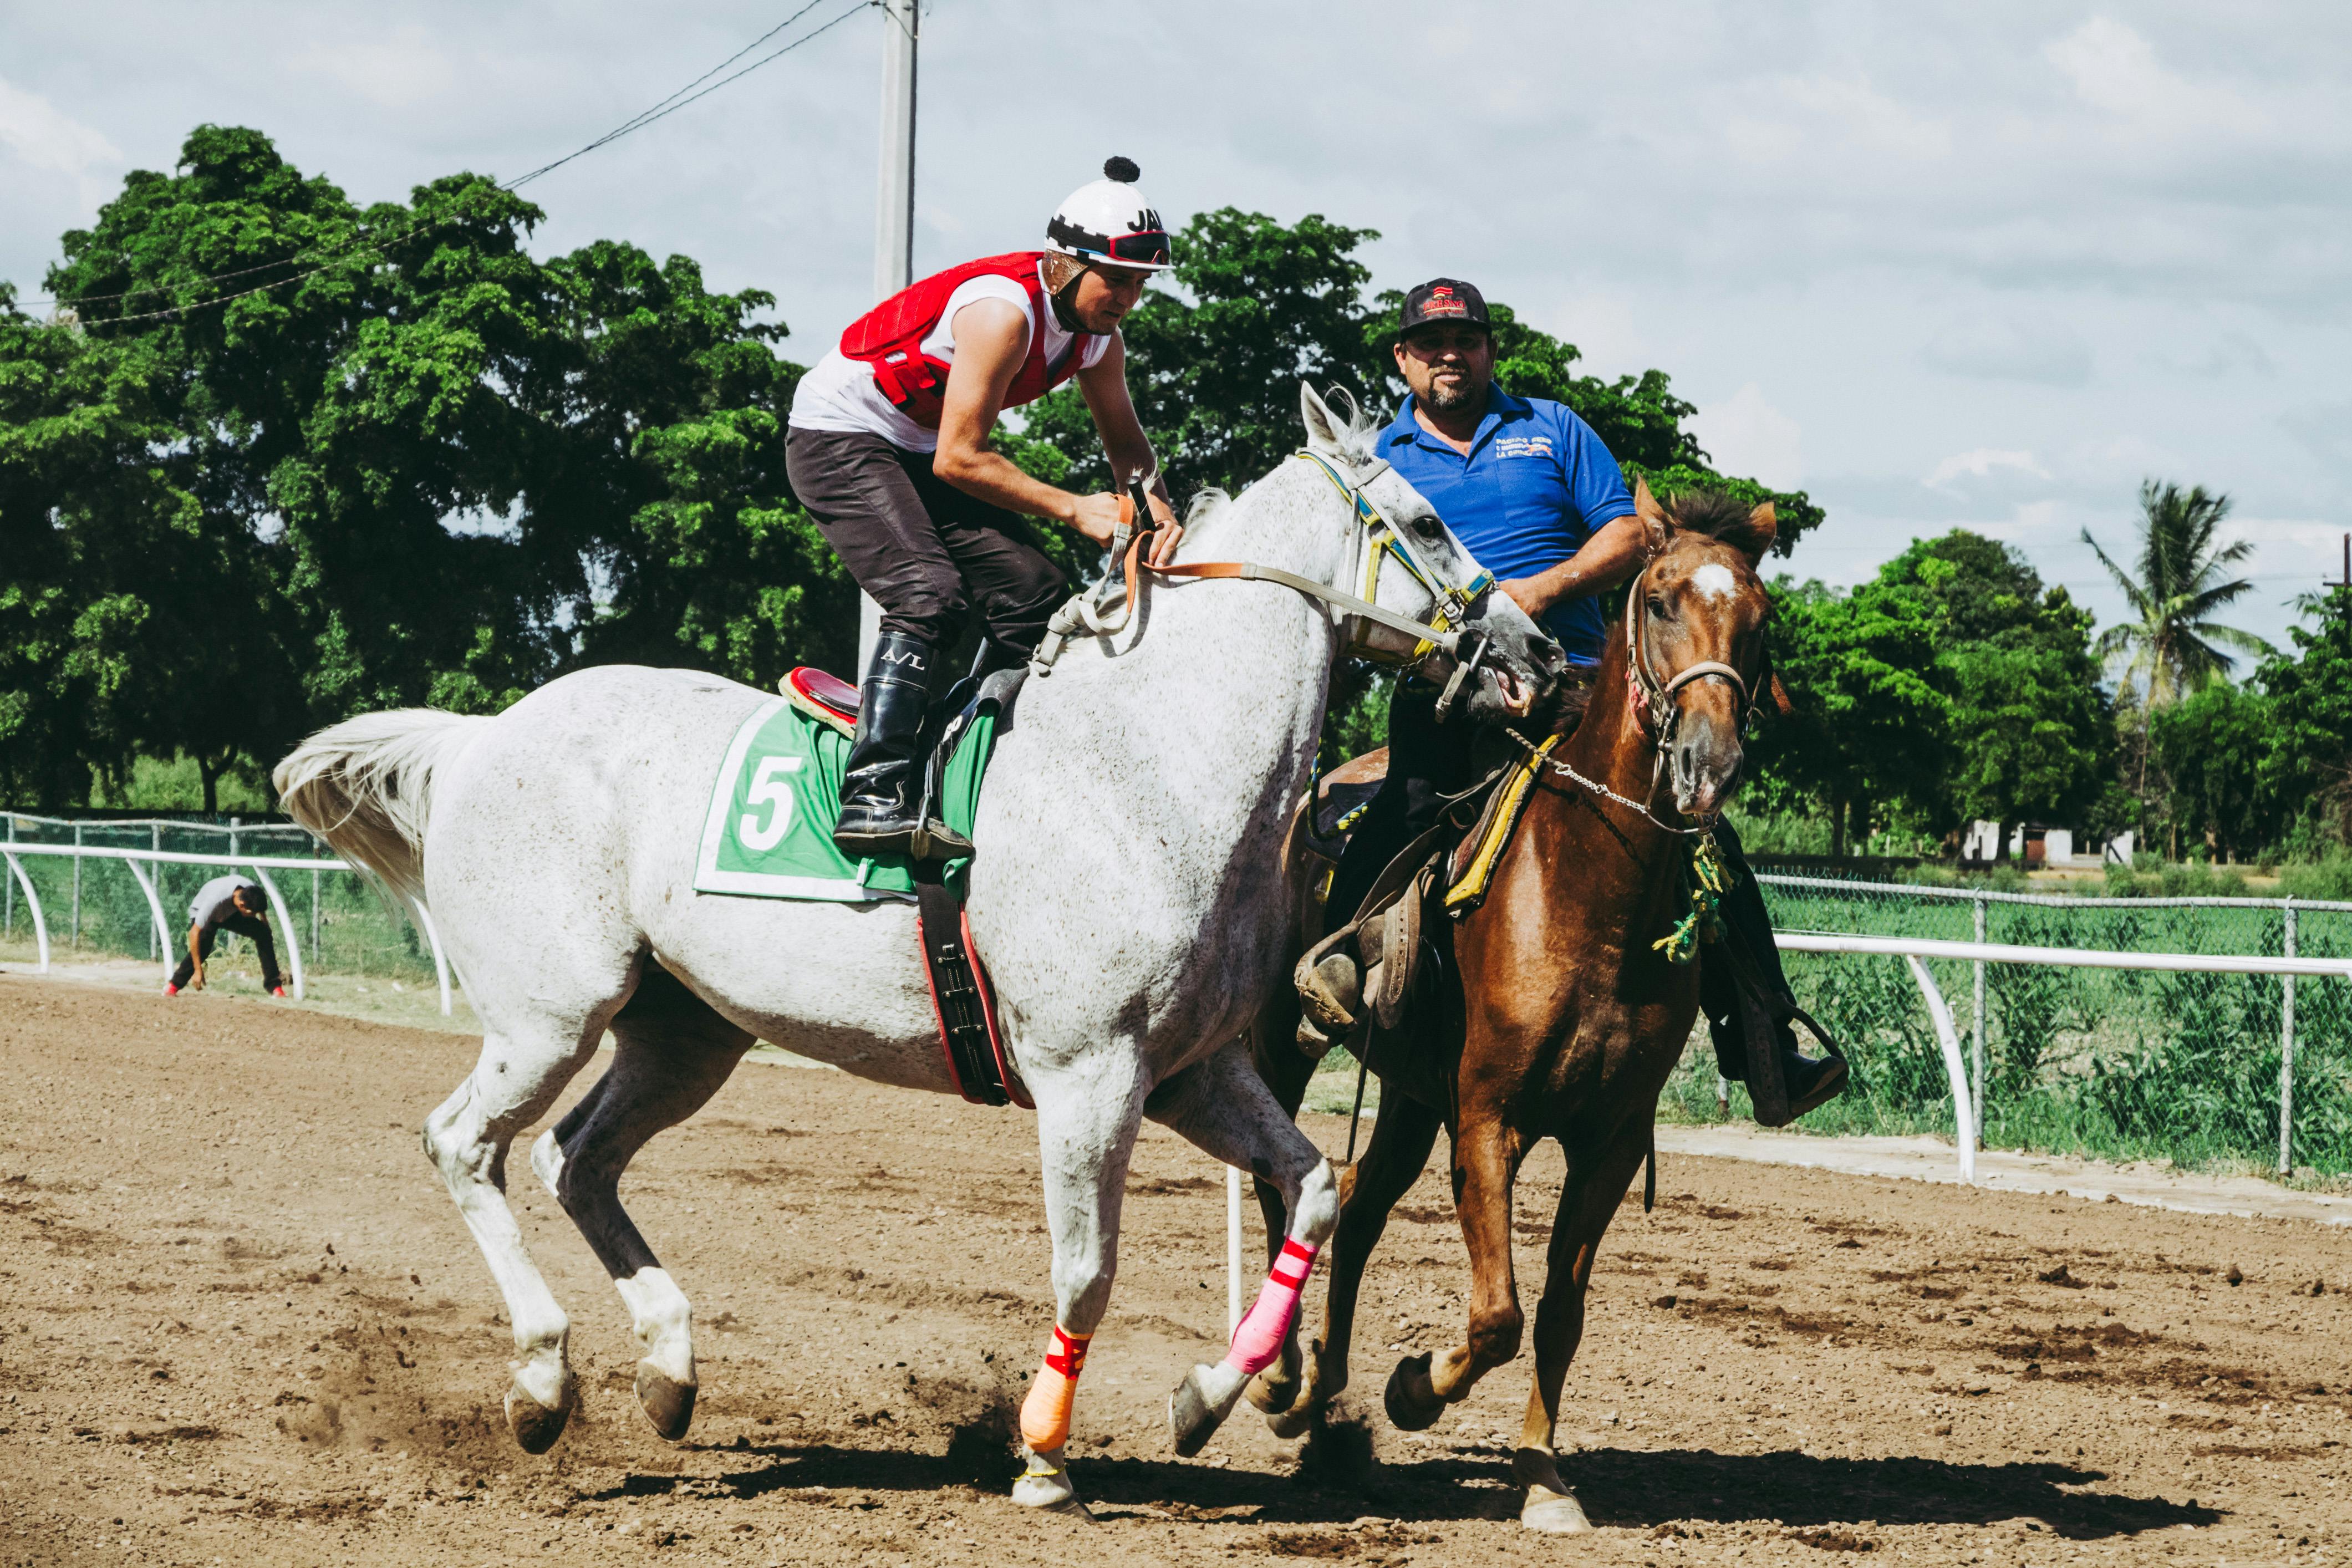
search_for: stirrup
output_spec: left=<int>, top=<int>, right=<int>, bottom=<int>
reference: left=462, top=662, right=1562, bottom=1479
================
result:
left=906, top=818, right=975, bottom=862
left=1295, top=951, right=1361, bottom=1056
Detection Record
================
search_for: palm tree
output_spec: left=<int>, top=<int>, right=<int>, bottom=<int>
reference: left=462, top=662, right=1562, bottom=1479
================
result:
left=2083, top=480, right=2273, bottom=707
left=2084, top=480, right=2275, bottom=822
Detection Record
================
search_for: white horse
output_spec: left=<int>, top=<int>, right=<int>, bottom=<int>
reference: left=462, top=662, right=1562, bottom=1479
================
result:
left=276, top=386, right=1566, bottom=1512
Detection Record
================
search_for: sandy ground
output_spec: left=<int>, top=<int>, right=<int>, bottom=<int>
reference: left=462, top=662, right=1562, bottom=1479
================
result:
left=3, top=979, right=2348, bottom=1568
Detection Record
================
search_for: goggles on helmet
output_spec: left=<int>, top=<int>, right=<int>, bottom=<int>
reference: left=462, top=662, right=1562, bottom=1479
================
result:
left=1047, top=215, right=1170, bottom=270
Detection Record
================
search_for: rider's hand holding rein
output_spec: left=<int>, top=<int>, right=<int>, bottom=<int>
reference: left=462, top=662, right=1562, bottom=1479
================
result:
left=930, top=274, right=1176, bottom=559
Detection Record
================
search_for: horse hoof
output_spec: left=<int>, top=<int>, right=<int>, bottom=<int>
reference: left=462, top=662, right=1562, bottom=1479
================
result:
left=634, top=1364, right=697, bottom=1442
left=1264, top=1400, right=1317, bottom=1440
left=1011, top=1449, right=1093, bottom=1519
left=1169, top=1362, right=1248, bottom=1458
left=1244, top=1349, right=1301, bottom=1416
left=1382, top=1352, right=1442, bottom=1432
left=504, top=1372, right=576, bottom=1454
left=1521, top=1484, right=1593, bottom=1535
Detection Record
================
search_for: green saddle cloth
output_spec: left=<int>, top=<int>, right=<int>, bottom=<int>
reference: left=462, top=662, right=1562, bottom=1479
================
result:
left=691, top=696, right=996, bottom=902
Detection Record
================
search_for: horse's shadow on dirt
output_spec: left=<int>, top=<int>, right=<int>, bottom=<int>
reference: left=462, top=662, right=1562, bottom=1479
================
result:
left=590, top=1432, right=2218, bottom=1541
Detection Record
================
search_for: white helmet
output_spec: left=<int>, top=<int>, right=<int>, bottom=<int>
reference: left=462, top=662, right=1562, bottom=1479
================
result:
left=1046, top=156, right=1173, bottom=272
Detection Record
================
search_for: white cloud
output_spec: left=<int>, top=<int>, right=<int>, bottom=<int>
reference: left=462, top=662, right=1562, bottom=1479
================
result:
left=2044, top=16, right=2241, bottom=128
left=1925, top=449, right=2053, bottom=489
left=1690, top=383, right=1803, bottom=490
left=0, top=76, right=120, bottom=206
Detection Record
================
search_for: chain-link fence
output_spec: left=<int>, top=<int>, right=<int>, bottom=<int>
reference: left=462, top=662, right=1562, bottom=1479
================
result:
left=1, top=812, right=442, bottom=989
left=1664, top=873, right=2352, bottom=1178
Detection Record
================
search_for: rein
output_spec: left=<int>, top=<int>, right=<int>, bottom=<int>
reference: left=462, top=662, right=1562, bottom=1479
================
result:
left=1027, top=450, right=1494, bottom=680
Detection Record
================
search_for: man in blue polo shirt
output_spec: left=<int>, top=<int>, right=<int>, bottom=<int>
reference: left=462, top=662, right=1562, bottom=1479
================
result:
left=1316, top=277, right=1845, bottom=1125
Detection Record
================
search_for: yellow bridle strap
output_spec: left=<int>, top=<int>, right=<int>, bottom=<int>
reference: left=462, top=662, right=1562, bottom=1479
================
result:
left=1292, top=451, right=1495, bottom=663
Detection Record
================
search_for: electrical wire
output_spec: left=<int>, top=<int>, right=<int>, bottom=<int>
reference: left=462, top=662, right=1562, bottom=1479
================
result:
left=19, top=0, right=874, bottom=324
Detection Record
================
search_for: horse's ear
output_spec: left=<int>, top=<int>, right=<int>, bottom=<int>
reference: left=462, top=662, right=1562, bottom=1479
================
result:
left=1300, top=381, right=1345, bottom=454
left=1633, top=477, right=1672, bottom=557
left=1740, top=501, right=1768, bottom=566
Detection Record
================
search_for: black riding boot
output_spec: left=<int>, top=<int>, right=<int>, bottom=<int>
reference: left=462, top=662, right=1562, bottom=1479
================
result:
left=833, top=632, right=936, bottom=859
left=1699, top=820, right=1849, bottom=1127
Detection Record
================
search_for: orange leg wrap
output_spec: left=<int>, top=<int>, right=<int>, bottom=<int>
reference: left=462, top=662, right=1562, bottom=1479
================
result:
left=1018, top=1325, right=1091, bottom=1453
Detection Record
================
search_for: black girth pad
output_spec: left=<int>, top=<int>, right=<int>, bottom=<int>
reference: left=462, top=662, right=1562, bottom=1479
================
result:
left=914, top=870, right=1029, bottom=1109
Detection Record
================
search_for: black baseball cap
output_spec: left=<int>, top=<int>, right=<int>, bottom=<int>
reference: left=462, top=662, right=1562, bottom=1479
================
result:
left=1397, top=277, right=1489, bottom=336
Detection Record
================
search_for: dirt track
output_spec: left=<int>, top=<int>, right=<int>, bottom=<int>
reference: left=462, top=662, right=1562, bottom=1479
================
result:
left=2, top=979, right=2347, bottom=1567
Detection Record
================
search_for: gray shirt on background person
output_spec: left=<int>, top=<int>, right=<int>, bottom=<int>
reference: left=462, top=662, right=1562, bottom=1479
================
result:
left=189, top=875, right=264, bottom=931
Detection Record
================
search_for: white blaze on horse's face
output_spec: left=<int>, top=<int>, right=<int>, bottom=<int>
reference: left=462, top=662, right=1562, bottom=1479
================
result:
left=1692, top=562, right=1739, bottom=602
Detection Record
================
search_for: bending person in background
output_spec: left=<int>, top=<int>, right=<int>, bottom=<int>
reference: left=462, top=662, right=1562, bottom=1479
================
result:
left=786, top=155, right=1179, bottom=862
left=167, top=875, right=284, bottom=999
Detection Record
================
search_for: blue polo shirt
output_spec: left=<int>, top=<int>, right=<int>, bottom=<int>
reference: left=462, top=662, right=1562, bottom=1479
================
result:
left=1379, top=389, right=1635, bottom=665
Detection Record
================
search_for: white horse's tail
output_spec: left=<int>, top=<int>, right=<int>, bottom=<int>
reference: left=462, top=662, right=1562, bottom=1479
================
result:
left=273, top=709, right=492, bottom=905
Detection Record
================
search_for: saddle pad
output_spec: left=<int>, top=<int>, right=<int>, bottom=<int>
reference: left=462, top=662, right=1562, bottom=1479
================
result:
left=1442, top=731, right=1558, bottom=914
left=691, top=697, right=995, bottom=903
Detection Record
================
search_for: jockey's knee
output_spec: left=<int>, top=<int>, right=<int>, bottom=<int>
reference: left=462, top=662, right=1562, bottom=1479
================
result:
left=981, top=564, right=1068, bottom=655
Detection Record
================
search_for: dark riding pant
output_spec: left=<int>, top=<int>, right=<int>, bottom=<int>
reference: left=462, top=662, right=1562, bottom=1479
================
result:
left=1324, top=676, right=1481, bottom=933
left=172, top=912, right=282, bottom=991
left=786, top=426, right=1068, bottom=656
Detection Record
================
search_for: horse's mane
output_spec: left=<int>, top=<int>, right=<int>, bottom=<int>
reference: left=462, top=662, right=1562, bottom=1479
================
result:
left=1662, top=486, right=1775, bottom=559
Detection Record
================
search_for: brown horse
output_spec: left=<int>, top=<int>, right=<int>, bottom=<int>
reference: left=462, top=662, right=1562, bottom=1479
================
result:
left=1246, top=480, right=1778, bottom=1534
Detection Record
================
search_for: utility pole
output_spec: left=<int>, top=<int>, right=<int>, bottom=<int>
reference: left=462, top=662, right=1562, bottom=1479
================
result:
left=858, top=0, right=919, bottom=674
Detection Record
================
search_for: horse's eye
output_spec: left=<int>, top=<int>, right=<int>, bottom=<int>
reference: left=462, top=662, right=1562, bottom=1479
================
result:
left=1648, top=595, right=1671, bottom=618
left=1413, top=517, right=1442, bottom=539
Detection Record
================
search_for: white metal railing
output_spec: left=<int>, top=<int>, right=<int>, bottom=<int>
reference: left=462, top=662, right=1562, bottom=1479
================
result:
left=1775, top=931, right=2352, bottom=1182
left=0, top=842, right=457, bottom=1015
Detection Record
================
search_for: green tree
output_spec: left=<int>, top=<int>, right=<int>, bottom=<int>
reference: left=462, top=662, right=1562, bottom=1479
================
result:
left=2258, top=584, right=2352, bottom=848
left=1747, top=532, right=2111, bottom=857
left=2084, top=480, right=2272, bottom=711
left=2150, top=681, right=2281, bottom=861
left=22, top=124, right=844, bottom=791
left=1747, top=576, right=1948, bottom=854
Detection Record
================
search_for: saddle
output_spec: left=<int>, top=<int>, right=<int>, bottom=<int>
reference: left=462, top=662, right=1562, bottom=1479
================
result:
left=779, top=662, right=1030, bottom=1109
left=1292, top=731, right=1836, bottom=1124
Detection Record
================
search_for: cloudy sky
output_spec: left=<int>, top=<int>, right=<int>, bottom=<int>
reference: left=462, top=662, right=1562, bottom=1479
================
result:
left=6, top=0, right=2347, bottom=651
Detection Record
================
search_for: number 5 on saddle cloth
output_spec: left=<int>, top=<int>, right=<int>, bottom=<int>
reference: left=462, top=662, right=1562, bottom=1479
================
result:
left=691, top=663, right=1030, bottom=1107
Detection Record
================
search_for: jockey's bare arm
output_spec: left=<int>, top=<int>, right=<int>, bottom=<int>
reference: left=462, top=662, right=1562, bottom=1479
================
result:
left=933, top=303, right=1183, bottom=564
left=1495, top=513, right=1647, bottom=623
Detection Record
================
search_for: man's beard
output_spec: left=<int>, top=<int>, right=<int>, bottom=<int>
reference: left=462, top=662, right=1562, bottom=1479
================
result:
left=1422, top=374, right=1481, bottom=413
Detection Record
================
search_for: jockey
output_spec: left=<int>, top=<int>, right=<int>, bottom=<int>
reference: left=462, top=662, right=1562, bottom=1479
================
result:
left=787, top=157, right=1179, bottom=859
left=1315, top=277, right=1847, bottom=1124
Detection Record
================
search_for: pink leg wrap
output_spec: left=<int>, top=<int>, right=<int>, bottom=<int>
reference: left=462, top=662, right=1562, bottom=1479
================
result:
left=1018, top=1325, right=1090, bottom=1453
left=1225, top=1236, right=1319, bottom=1376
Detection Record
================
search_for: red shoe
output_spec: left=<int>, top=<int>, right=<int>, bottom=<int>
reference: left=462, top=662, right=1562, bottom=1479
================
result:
left=163, top=984, right=179, bottom=997
left=271, top=985, right=288, bottom=998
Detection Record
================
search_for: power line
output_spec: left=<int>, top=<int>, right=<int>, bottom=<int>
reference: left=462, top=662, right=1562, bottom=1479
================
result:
left=20, top=0, right=873, bottom=324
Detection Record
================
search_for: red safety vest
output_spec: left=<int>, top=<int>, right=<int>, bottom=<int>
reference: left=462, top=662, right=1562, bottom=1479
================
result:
left=837, top=251, right=1102, bottom=428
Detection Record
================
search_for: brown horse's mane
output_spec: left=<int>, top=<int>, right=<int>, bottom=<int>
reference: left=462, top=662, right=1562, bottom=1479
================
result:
left=1662, top=487, right=1776, bottom=560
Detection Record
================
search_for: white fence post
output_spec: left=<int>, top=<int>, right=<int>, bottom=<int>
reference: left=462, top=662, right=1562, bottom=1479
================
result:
left=3, top=851, right=49, bottom=973
left=1972, top=893, right=1987, bottom=1143
left=248, top=866, right=306, bottom=1000
left=149, top=824, right=162, bottom=958
left=2279, top=899, right=2297, bottom=1177
left=409, top=898, right=454, bottom=1016
left=3, top=814, right=12, bottom=936
left=1901, top=954, right=1977, bottom=1184
left=70, top=822, right=82, bottom=948
left=1226, top=1165, right=1245, bottom=1336
left=121, top=858, right=172, bottom=981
